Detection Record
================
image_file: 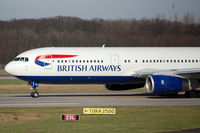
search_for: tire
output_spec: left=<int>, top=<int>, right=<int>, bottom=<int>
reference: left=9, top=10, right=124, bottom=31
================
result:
left=190, top=90, right=197, bottom=98
left=185, top=91, right=190, bottom=98
left=31, top=92, right=39, bottom=98
left=31, top=92, right=34, bottom=97
left=196, top=90, right=200, bottom=97
left=185, top=90, right=197, bottom=98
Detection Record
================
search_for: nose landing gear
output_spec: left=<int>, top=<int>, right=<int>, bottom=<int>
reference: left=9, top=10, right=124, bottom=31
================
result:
left=30, top=81, right=39, bottom=98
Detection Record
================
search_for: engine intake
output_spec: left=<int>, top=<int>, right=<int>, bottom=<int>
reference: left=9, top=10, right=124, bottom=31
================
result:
left=145, top=75, right=190, bottom=94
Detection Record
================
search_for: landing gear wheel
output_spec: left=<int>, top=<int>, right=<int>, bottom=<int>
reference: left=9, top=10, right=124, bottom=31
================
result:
left=30, top=81, right=40, bottom=98
left=31, top=92, right=39, bottom=98
left=31, top=92, right=34, bottom=97
left=196, top=90, right=200, bottom=97
left=190, top=90, right=197, bottom=98
left=185, top=90, right=198, bottom=98
left=185, top=91, right=190, bottom=98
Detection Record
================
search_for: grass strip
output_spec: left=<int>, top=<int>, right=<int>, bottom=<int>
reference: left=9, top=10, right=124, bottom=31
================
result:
left=0, top=106, right=200, bottom=133
left=0, top=79, right=27, bottom=85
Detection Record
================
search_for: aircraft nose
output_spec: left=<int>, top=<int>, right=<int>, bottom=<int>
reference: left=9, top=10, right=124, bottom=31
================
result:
left=5, top=62, right=13, bottom=75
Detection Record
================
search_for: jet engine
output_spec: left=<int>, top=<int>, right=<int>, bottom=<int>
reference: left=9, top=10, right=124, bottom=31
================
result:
left=145, top=75, right=190, bottom=94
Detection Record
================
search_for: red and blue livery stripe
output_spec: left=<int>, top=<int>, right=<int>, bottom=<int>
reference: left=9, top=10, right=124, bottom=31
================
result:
left=35, top=54, right=78, bottom=67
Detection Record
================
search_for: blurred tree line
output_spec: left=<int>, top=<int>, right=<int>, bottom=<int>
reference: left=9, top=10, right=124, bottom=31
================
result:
left=0, top=16, right=200, bottom=64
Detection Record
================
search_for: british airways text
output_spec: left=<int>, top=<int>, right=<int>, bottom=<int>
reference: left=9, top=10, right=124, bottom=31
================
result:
left=57, top=65, right=121, bottom=72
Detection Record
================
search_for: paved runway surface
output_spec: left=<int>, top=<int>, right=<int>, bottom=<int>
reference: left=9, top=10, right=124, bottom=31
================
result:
left=0, top=93, right=200, bottom=107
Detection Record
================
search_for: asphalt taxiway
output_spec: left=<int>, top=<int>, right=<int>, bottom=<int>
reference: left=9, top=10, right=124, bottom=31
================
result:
left=0, top=93, right=200, bottom=107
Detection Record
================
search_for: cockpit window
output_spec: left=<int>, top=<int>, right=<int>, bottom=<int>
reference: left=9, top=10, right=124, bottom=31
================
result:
left=14, top=57, right=20, bottom=61
left=20, top=57, right=24, bottom=62
left=25, top=58, right=29, bottom=62
left=13, top=57, right=29, bottom=62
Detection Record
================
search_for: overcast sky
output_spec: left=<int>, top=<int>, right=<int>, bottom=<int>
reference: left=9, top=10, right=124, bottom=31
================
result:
left=0, top=0, right=200, bottom=21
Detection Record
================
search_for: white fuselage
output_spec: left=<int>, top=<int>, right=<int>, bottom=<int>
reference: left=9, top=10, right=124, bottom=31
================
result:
left=5, top=47, right=200, bottom=84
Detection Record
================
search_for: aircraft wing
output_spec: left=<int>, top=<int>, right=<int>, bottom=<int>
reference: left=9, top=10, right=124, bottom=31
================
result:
left=132, top=68, right=200, bottom=79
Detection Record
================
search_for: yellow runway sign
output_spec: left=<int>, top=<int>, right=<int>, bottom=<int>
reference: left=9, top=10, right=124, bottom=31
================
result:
left=83, top=108, right=116, bottom=115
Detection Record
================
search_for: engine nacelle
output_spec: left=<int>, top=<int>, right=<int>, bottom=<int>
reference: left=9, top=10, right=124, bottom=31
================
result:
left=145, top=75, right=190, bottom=94
left=105, top=83, right=145, bottom=91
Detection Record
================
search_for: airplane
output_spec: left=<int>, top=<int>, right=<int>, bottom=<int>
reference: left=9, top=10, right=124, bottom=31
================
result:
left=4, top=47, right=200, bottom=98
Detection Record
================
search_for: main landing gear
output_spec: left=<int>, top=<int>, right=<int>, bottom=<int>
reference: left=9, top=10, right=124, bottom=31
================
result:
left=185, top=90, right=200, bottom=98
left=30, top=81, right=39, bottom=98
